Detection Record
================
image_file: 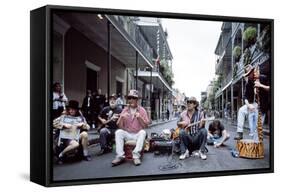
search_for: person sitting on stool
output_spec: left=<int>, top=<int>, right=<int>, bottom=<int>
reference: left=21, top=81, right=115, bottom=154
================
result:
left=111, top=90, right=150, bottom=166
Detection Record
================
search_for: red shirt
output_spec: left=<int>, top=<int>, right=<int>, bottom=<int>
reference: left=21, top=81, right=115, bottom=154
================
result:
left=119, top=106, right=149, bottom=133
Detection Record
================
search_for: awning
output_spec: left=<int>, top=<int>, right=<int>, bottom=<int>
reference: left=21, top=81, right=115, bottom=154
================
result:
left=215, top=80, right=232, bottom=99
left=55, top=12, right=153, bottom=68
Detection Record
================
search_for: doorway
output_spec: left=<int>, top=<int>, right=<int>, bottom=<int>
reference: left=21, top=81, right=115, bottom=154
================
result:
left=116, top=81, right=123, bottom=95
left=87, top=68, right=97, bottom=93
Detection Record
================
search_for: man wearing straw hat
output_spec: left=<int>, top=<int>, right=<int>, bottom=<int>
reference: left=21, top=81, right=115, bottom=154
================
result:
left=112, top=90, right=150, bottom=166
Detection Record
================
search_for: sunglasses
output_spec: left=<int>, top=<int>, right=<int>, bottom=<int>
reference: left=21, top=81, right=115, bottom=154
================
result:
left=187, top=100, right=196, bottom=104
left=127, top=96, right=137, bottom=100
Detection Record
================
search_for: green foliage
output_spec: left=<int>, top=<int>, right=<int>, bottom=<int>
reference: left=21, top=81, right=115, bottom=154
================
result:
left=243, top=26, right=257, bottom=46
left=233, top=46, right=242, bottom=62
left=159, top=60, right=174, bottom=86
left=205, top=74, right=223, bottom=110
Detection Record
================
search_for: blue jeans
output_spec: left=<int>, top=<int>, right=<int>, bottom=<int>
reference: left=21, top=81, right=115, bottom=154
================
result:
left=207, top=135, right=222, bottom=145
left=179, top=128, right=207, bottom=154
left=237, top=104, right=266, bottom=135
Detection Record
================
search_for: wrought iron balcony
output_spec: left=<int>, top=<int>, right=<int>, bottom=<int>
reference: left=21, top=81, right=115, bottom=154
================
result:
left=113, top=16, right=154, bottom=64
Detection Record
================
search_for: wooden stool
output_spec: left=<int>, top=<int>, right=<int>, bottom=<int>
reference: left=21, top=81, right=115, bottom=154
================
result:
left=124, top=140, right=144, bottom=160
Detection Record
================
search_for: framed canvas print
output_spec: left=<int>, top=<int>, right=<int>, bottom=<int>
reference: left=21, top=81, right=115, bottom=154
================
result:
left=30, top=5, right=274, bottom=187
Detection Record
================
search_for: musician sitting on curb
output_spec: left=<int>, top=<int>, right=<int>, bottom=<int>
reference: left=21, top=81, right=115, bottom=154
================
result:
left=111, top=90, right=150, bottom=166
left=178, top=97, right=208, bottom=160
left=53, top=100, right=91, bottom=164
left=97, top=94, right=122, bottom=155
left=207, top=120, right=230, bottom=147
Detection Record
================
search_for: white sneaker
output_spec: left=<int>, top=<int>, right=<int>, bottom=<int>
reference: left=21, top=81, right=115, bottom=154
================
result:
left=179, top=149, right=189, bottom=160
left=199, top=150, right=207, bottom=160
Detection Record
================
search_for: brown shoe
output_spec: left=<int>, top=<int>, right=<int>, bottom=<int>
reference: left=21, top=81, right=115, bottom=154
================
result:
left=133, top=158, right=141, bottom=166
left=111, top=157, right=125, bottom=166
left=234, top=132, right=243, bottom=140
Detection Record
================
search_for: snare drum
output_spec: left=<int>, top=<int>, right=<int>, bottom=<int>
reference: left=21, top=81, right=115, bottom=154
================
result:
left=236, top=139, right=264, bottom=159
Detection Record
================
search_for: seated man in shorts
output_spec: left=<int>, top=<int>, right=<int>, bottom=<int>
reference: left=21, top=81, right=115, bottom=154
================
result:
left=53, top=100, right=91, bottom=164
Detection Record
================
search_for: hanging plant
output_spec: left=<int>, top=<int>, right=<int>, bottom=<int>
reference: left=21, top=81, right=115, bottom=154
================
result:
left=243, top=26, right=257, bottom=46
left=233, top=46, right=242, bottom=62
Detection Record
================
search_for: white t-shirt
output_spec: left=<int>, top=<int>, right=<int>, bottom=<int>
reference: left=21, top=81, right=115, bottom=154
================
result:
left=53, top=92, right=68, bottom=110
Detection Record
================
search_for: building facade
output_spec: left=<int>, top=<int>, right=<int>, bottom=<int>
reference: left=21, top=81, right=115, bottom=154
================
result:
left=52, top=12, right=174, bottom=121
left=214, top=22, right=271, bottom=123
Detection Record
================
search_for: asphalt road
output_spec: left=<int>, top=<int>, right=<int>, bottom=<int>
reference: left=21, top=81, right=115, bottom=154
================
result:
left=53, top=119, right=270, bottom=181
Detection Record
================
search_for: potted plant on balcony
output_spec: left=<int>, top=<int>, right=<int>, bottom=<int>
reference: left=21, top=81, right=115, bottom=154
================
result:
left=160, top=60, right=174, bottom=87
left=243, top=26, right=257, bottom=47
left=233, top=45, right=242, bottom=62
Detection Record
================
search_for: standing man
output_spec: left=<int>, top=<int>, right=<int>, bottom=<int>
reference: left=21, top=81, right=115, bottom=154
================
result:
left=112, top=90, right=150, bottom=166
left=116, top=93, right=124, bottom=108
left=93, top=89, right=106, bottom=128
left=234, top=65, right=268, bottom=140
left=166, top=108, right=170, bottom=121
left=97, top=94, right=122, bottom=155
left=178, top=97, right=208, bottom=160
left=82, top=90, right=94, bottom=128
left=52, top=82, right=68, bottom=120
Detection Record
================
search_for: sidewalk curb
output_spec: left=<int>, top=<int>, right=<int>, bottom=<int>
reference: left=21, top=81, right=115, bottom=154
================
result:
left=148, top=119, right=177, bottom=128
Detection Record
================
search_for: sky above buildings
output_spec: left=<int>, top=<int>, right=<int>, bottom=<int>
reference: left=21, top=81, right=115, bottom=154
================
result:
left=162, top=19, right=222, bottom=100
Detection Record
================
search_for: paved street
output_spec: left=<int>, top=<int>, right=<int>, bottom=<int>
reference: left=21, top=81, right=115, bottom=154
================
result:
left=53, top=119, right=270, bottom=181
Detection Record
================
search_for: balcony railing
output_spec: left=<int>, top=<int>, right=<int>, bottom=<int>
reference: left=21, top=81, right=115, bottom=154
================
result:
left=215, top=50, right=225, bottom=73
left=114, top=16, right=154, bottom=64
left=221, top=71, right=232, bottom=88
left=232, top=23, right=240, bottom=37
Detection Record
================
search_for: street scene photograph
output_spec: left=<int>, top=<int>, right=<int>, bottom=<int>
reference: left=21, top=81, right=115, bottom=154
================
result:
left=51, top=10, right=272, bottom=181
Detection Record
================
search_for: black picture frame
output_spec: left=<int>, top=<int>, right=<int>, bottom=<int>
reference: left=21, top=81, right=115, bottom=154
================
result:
left=30, top=5, right=274, bottom=187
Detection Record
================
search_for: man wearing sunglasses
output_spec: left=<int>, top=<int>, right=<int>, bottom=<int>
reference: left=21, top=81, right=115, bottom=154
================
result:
left=112, top=89, right=150, bottom=166
left=177, top=97, right=208, bottom=160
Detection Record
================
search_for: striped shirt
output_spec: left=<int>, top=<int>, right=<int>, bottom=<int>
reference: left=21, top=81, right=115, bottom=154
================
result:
left=179, top=110, right=204, bottom=136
